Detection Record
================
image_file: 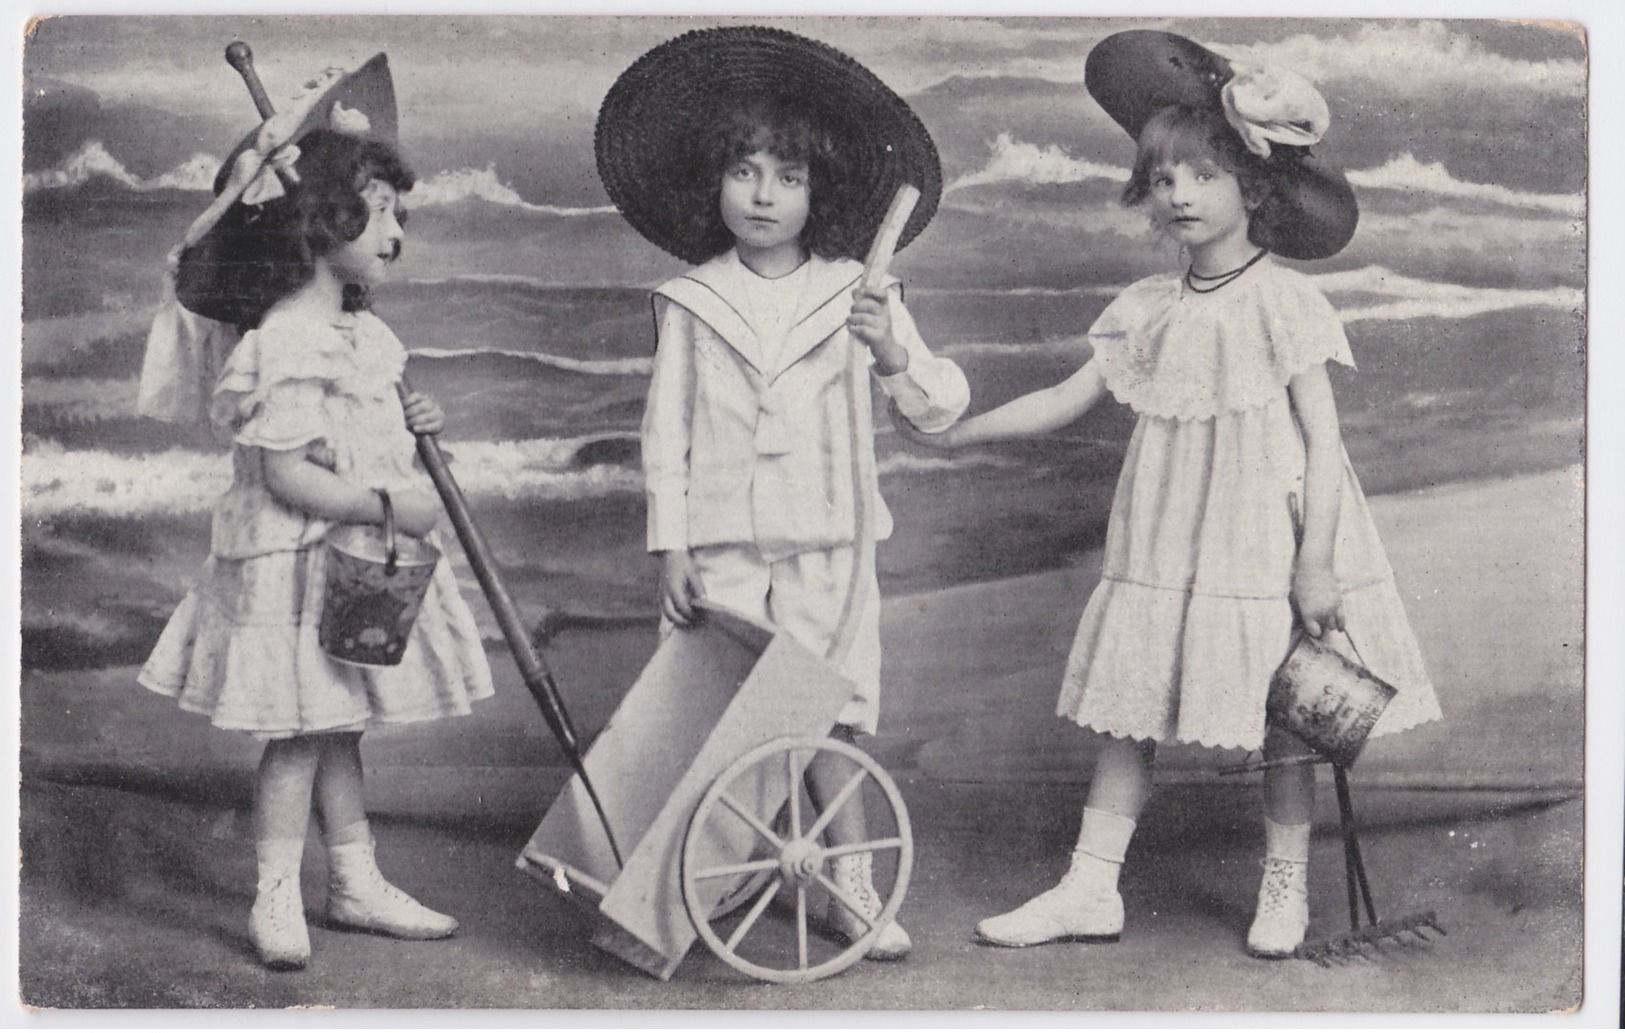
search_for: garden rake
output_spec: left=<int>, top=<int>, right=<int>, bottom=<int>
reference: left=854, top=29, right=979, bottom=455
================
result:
left=1222, top=753, right=1445, bottom=964
left=1293, top=763, right=1446, bottom=965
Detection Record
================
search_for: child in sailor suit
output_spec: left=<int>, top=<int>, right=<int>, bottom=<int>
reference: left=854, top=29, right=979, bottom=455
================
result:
left=642, top=247, right=968, bottom=733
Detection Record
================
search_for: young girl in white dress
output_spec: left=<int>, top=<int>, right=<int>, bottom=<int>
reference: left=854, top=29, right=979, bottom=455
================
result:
left=138, top=76, right=493, bottom=971
left=896, top=30, right=1440, bottom=958
left=597, top=26, right=970, bottom=960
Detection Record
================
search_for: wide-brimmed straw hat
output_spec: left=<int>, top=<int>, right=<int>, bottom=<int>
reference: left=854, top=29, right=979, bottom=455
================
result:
left=174, top=53, right=399, bottom=323
left=595, top=25, right=941, bottom=265
left=1085, top=30, right=1358, bottom=261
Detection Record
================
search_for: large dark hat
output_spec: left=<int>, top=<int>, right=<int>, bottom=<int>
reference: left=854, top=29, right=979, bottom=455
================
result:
left=174, top=53, right=399, bottom=324
left=595, top=25, right=941, bottom=265
left=1085, top=30, right=1357, bottom=261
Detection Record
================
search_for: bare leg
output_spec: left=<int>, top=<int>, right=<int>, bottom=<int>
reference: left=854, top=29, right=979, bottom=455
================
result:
left=1083, top=734, right=1158, bottom=821
left=804, top=724, right=866, bottom=846
left=312, top=731, right=368, bottom=841
left=1261, top=725, right=1315, bottom=824
left=254, top=736, right=321, bottom=844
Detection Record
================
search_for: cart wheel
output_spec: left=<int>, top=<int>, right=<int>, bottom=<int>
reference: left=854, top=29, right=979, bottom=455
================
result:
left=681, top=736, right=913, bottom=984
left=706, top=802, right=790, bottom=922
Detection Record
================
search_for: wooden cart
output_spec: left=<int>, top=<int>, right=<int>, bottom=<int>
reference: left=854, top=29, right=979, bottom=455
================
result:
left=517, top=601, right=913, bottom=983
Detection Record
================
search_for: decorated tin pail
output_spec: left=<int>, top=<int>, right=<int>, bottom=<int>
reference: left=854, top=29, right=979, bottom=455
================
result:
left=318, top=492, right=440, bottom=668
left=1266, top=632, right=1397, bottom=769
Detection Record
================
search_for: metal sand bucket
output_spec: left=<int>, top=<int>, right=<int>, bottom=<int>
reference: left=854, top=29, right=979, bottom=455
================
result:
left=1266, top=630, right=1397, bottom=769
left=318, top=490, right=440, bottom=668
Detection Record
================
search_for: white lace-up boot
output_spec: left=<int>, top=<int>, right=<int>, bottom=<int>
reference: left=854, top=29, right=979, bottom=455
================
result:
left=250, top=837, right=311, bottom=970
left=975, top=808, right=1134, bottom=947
left=324, top=824, right=458, bottom=940
left=825, top=851, right=912, bottom=960
left=1247, top=817, right=1311, bottom=958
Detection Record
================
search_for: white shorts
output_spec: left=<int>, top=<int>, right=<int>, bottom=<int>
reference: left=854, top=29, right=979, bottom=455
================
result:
left=676, top=542, right=882, bottom=735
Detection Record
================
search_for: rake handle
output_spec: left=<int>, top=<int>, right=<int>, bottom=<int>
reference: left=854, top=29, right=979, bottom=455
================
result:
left=1333, top=764, right=1380, bottom=928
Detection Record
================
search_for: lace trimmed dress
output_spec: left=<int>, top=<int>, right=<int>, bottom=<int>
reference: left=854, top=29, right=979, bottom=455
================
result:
left=1056, top=260, right=1441, bottom=750
left=138, top=305, right=495, bottom=739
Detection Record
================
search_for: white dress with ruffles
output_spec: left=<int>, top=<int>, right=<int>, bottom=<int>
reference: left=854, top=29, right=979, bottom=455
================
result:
left=1057, top=260, right=1441, bottom=750
left=138, top=306, right=495, bottom=739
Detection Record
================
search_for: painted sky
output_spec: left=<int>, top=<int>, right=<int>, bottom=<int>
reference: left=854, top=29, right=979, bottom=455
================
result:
left=23, top=16, right=1587, bottom=292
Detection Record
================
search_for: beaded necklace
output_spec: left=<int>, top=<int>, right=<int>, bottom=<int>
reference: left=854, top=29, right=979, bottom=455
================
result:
left=1184, top=248, right=1268, bottom=294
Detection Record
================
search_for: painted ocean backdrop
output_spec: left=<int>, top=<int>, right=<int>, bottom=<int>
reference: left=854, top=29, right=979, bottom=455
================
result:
left=21, top=17, right=1586, bottom=671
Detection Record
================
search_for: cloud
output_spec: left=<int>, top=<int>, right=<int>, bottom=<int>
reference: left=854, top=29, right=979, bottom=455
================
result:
left=1218, top=21, right=1584, bottom=95
left=1348, top=153, right=1584, bottom=216
left=945, top=132, right=1127, bottom=192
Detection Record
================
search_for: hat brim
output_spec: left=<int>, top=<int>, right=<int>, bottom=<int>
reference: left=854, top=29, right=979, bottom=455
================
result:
left=1084, top=30, right=1357, bottom=261
left=176, top=54, right=399, bottom=324
left=595, top=25, right=941, bottom=265
left=212, top=53, right=399, bottom=194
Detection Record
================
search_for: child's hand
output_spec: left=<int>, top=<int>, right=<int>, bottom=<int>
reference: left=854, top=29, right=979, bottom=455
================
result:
left=1291, top=562, right=1344, bottom=638
left=888, top=399, right=960, bottom=450
left=401, top=392, right=445, bottom=436
left=659, top=550, right=704, bottom=627
left=390, top=488, right=443, bottom=538
left=847, top=287, right=909, bottom=375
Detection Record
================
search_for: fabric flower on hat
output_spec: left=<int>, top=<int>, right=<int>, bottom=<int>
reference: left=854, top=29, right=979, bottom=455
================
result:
left=328, top=101, right=370, bottom=135
left=1220, top=64, right=1329, bottom=158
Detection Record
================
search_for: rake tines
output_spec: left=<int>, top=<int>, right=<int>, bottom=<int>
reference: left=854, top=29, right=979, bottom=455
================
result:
left=1295, top=910, right=1446, bottom=966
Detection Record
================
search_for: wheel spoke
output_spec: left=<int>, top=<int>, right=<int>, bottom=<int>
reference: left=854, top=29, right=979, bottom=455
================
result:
left=814, top=872, right=876, bottom=935
left=692, top=857, right=781, bottom=882
left=803, top=768, right=868, bottom=844
left=719, top=792, right=787, bottom=850
left=786, top=748, right=803, bottom=840
left=821, top=837, right=904, bottom=859
left=796, top=884, right=809, bottom=971
left=724, top=875, right=783, bottom=953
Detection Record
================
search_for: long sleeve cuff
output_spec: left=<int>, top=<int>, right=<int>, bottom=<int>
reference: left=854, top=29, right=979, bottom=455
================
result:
left=645, top=485, right=689, bottom=553
left=876, top=361, right=970, bottom=434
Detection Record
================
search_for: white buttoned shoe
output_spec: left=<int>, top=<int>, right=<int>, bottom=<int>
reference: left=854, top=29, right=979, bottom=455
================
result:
left=249, top=838, right=311, bottom=970
left=1247, top=858, right=1309, bottom=958
left=325, top=832, right=458, bottom=940
left=825, top=852, right=912, bottom=961
left=975, top=852, right=1125, bottom=947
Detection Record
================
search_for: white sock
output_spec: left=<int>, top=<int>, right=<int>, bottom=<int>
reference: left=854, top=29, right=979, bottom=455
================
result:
left=1263, top=816, right=1311, bottom=865
left=1065, top=808, right=1137, bottom=893
left=255, top=836, right=306, bottom=888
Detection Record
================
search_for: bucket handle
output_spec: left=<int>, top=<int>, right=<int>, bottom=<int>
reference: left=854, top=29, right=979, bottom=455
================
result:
left=1285, top=490, right=1370, bottom=668
left=375, top=488, right=399, bottom=576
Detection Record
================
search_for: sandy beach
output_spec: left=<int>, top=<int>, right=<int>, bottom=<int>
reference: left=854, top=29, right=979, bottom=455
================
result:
left=18, top=463, right=1586, bottom=1012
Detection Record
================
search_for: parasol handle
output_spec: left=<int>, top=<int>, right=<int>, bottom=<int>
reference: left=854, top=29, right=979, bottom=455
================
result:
left=226, top=41, right=276, bottom=120
left=826, top=183, right=921, bottom=667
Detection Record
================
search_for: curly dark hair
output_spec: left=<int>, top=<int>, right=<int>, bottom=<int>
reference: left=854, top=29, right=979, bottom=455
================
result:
left=673, top=94, right=867, bottom=263
left=1121, top=105, right=1277, bottom=247
left=181, top=128, right=415, bottom=329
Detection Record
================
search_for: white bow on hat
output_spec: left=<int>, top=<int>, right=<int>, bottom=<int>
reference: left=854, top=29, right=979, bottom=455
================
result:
left=138, top=73, right=373, bottom=425
left=1220, top=63, right=1329, bottom=158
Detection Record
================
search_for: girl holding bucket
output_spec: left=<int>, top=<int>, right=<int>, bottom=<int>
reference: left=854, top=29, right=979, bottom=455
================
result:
left=598, top=26, right=970, bottom=961
left=137, top=57, right=493, bottom=970
left=895, top=31, right=1441, bottom=957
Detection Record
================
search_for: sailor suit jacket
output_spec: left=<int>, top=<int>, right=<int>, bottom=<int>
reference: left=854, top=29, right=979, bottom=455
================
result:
left=642, top=250, right=970, bottom=561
